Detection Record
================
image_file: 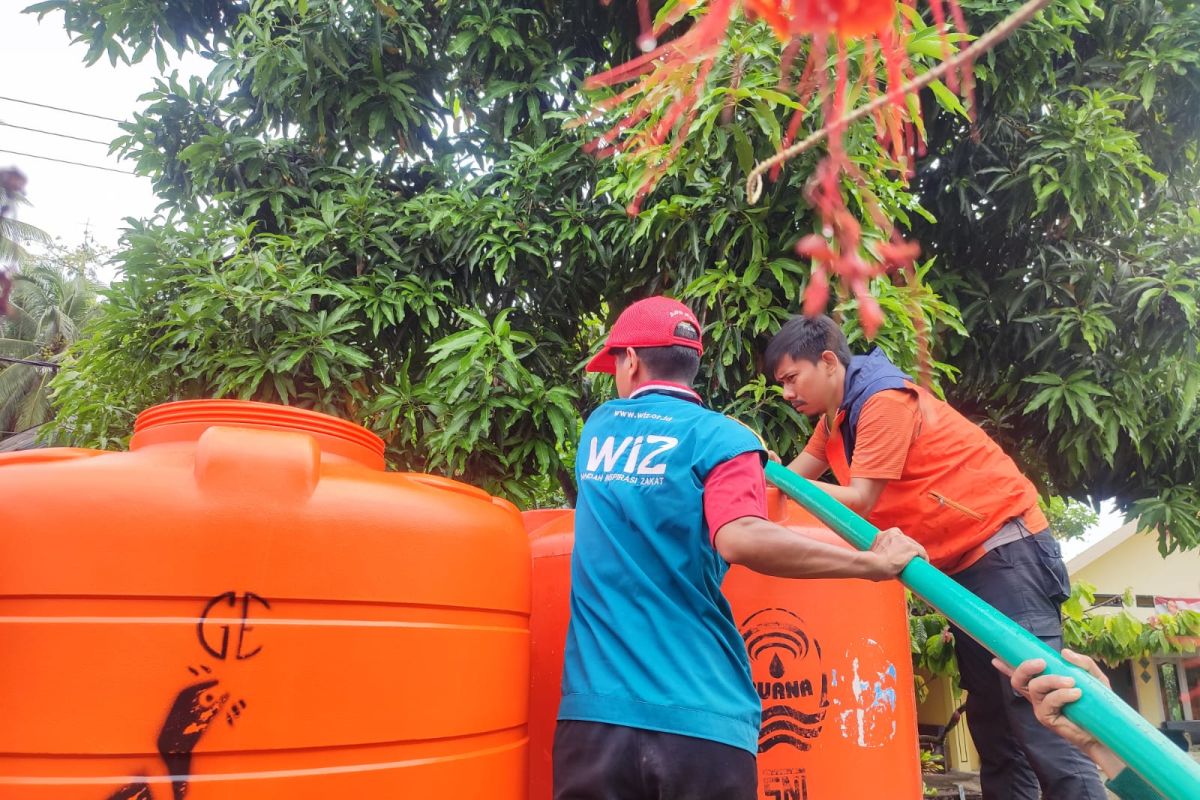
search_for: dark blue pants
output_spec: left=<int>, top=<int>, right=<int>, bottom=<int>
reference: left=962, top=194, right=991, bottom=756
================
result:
left=552, top=720, right=758, bottom=800
left=951, top=530, right=1108, bottom=800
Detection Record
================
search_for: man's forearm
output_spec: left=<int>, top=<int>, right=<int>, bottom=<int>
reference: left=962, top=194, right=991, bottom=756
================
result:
left=810, top=480, right=868, bottom=513
left=787, top=451, right=828, bottom=479
left=1085, top=743, right=1128, bottom=782
left=718, top=517, right=881, bottom=580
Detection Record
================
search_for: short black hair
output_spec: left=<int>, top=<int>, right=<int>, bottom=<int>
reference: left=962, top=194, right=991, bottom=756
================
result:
left=615, top=321, right=702, bottom=384
left=764, top=315, right=851, bottom=375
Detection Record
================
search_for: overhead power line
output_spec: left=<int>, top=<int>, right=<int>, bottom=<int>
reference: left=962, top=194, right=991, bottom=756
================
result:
left=0, top=354, right=60, bottom=370
left=0, top=421, right=51, bottom=436
left=0, top=121, right=112, bottom=147
left=0, top=148, right=135, bottom=176
left=0, top=95, right=124, bottom=124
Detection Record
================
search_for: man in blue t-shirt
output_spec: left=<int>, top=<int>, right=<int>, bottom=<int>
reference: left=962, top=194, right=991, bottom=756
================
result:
left=554, top=296, right=926, bottom=800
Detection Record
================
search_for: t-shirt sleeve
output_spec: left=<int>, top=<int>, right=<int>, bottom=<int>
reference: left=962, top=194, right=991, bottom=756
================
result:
left=848, top=390, right=920, bottom=480
left=802, top=417, right=830, bottom=461
left=703, top=451, right=768, bottom=542
left=1105, top=767, right=1164, bottom=800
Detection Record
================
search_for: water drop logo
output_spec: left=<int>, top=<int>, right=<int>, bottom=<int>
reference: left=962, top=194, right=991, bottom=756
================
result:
left=769, top=652, right=785, bottom=679
left=740, top=608, right=828, bottom=753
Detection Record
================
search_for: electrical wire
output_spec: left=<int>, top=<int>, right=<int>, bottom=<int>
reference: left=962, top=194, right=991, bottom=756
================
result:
left=0, top=148, right=135, bottom=176
left=0, top=354, right=60, bottom=369
left=0, top=95, right=123, bottom=124
left=0, top=425, right=47, bottom=436
left=0, top=121, right=111, bottom=147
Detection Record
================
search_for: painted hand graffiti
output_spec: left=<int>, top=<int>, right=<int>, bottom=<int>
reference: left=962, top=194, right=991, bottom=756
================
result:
left=104, top=590, right=263, bottom=800
left=155, top=676, right=229, bottom=800
left=104, top=666, right=246, bottom=800
left=106, top=782, right=152, bottom=800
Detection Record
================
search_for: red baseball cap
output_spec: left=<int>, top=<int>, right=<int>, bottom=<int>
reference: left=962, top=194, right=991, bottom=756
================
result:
left=585, top=296, right=704, bottom=373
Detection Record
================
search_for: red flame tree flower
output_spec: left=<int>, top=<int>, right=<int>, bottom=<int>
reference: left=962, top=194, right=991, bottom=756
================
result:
left=580, top=0, right=1052, bottom=341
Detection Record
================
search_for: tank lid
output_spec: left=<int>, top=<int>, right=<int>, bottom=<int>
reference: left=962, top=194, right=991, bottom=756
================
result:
left=133, top=400, right=385, bottom=460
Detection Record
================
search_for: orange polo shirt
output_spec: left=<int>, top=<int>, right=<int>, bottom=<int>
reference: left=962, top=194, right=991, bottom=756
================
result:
left=804, top=391, right=920, bottom=481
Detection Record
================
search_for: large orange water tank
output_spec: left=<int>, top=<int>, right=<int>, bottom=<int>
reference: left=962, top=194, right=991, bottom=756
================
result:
left=526, top=490, right=921, bottom=800
left=520, top=509, right=573, bottom=535
left=0, top=400, right=530, bottom=800
left=521, top=511, right=576, bottom=799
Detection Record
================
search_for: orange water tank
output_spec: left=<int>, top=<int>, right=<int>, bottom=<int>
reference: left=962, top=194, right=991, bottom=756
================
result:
left=520, top=509, right=573, bottom=536
left=522, top=511, right=576, bottom=800
left=0, top=400, right=530, bottom=800
left=526, top=490, right=921, bottom=800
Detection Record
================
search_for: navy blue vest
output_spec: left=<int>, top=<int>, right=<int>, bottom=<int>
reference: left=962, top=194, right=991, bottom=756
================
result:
left=838, top=348, right=913, bottom=465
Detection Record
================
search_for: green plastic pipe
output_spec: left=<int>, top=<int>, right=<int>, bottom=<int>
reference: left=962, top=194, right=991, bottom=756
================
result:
left=765, top=460, right=1200, bottom=800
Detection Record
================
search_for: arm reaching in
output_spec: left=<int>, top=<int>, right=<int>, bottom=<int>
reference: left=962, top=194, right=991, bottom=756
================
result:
left=993, top=649, right=1127, bottom=781
left=785, top=451, right=888, bottom=515
left=787, top=451, right=827, bottom=478
left=807, top=476, right=888, bottom=516
left=715, top=518, right=925, bottom=581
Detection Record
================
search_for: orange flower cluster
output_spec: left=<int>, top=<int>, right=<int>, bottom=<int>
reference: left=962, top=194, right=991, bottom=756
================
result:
left=583, top=0, right=972, bottom=336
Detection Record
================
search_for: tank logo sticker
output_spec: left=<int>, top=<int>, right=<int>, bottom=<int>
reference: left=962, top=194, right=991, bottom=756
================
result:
left=740, top=608, right=829, bottom=753
left=829, top=638, right=899, bottom=749
left=761, top=768, right=809, bottom=800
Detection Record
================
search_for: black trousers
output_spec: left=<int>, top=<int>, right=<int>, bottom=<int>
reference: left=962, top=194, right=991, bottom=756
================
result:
left=553, top=720, right=758, bottom=800
left=951, top=530, right=1108, bottom=800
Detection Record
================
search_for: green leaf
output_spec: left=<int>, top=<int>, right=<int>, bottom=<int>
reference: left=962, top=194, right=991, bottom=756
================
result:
left=732, top=126, right=754, bottom=175
left=928, top=79, right=967, bottom=118
left=1139, top=71, right=1157, bottom=110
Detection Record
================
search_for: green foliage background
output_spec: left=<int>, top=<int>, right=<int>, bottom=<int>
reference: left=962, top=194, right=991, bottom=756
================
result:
left=911, top=582, right=1200, bottom=698
left=25, top=0, right=1200, bottom=555
left=0, top=239, right=104, bottom=439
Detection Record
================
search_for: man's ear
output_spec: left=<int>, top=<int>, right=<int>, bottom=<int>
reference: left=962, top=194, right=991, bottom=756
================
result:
left=821, top=350, right=841, bottom=371
left=622, top=347, right=640, bottom=373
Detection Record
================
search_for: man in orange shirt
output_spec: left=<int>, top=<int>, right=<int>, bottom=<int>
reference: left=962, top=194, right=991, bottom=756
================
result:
left=764, top=314, right=1106, bottom=800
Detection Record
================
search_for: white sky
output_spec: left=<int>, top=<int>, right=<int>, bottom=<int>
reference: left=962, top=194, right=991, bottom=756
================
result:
left=1064, top=499, right=1126, bottom=559
left=0, top=2, right=203, bottom=277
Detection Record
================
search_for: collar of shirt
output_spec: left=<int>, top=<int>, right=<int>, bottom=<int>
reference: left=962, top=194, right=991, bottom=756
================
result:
left=629, top=381, right=703, bottom=404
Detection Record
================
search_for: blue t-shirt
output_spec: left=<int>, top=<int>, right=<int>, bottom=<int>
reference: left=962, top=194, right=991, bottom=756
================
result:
left=558, top=387, right=766, bottom=752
